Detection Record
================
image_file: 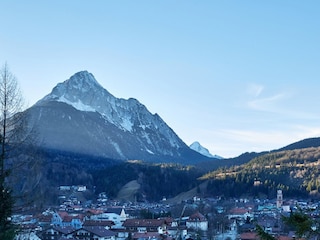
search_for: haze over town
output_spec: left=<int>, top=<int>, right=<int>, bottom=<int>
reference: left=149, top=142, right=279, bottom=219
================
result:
left=1, top=1, right=320, bottom=157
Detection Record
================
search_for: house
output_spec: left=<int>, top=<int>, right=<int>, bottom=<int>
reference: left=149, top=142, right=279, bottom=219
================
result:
left=111, top=228, right=129, bottom=240
left=132, top=231, right=173, bottom=240
left=239, top=232, right=259, bottom=240
left=59, top=186, right=71, bottom=191
left=238, top=223, right=255, bottom=233
left=41, top=226, right=75, bottom=240
left=186, top=212, right=208, bottom=231
left=228, top=207, right=253, bottom=221
left=70, top=205, right=84, bottom=212
left=15, top=232, right=42, bottom=240
left=37, top=214, right=53, bottom=227
left=76, top=185, right=87, bottom=192
left=167, top=225, right=188, bottom=240
left=52, top=211, right=84, bottom=229
left=277, top=236, right=292, bottom=240
left=83, top=219, right=115, bottom=229
left=122, top=219, right=167, bottom=234
left=106, top=207, right=128, bottom=222
left=90, top=207, right=127, bottom=225
left=86, top=209, right=104, bottom=217
left=73, top=226, right=116, bottom=240
left=257, top=204, right=278, bottom=214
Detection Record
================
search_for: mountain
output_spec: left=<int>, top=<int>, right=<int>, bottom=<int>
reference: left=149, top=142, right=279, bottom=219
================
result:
left=189, top=141, right=222, bottom=159
left=276, top=137, right=320, bottom=151
left=199, top=146, right=320, bottom=199
left=26, top=71, right=211, bottom=164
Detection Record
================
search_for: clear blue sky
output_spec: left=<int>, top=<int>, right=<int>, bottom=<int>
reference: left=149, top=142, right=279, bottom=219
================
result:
left=1, top=1, right=320, bottom=158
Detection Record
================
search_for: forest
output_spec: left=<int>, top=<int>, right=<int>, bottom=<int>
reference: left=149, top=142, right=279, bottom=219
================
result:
left=92, top=160, right=202, bottom=202
left=201, top=147, right=320, bottom=199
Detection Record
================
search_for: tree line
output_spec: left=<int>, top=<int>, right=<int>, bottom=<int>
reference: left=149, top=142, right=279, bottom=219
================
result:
left=202, top=148, right=320, bottom=199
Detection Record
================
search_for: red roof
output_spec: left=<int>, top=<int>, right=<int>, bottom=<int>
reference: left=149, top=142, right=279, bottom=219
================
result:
left=58, top=212, right=84, bottom=222
left=37, top=214, right=52, bottom=223
left=86, top=209, right=104, bottom=215
left=240, top=232, right=258, bottom=240
left=277, top=236, right=291, bottom=240
left=229, top=208, right=250, bottom=215
left=188, top=212, right=206, bottom=221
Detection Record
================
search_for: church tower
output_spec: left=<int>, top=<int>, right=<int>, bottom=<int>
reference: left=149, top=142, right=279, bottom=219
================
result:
left=276, top=189, right=283, bottom=208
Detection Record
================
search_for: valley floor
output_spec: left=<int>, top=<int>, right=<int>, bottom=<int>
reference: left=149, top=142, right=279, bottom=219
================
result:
left=13, top=189, right=320, bottom=240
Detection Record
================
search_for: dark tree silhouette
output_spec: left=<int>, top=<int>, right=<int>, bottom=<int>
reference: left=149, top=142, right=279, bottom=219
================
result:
left=0, top=63, right=26, bottom=239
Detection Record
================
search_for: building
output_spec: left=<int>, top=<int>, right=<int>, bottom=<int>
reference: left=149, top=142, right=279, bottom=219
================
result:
left=122, top=219, right=167, bottom=234
left=277, top=190, right=283, bottom=209
left=186, top=212, right=208, bottom=231
left=73, top=226, right=116, bottom=240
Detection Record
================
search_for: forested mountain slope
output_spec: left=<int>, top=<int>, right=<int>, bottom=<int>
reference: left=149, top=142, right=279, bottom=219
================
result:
left=201, top=147, right=320, bottom=199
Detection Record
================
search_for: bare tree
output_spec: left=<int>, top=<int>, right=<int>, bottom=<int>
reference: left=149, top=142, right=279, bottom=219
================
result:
left=0, top=63, right=27, bottom=239
left=0, top=63, right=24, bottom=174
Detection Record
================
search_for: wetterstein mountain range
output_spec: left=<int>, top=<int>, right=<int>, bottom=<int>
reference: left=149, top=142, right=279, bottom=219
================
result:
left=11, top=71, right=320, bottom=204
left=26, top=71, right=214, bottom=164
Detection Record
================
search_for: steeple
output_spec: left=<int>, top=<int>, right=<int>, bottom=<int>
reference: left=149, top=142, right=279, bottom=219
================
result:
left=276, top=189, right=283, bottom=208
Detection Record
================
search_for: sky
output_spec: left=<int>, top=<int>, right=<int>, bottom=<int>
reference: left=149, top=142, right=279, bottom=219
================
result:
left=1, top=1, right=320, bottom=158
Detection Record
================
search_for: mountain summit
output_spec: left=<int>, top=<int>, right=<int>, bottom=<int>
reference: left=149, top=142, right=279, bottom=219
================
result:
left=28, top=71, right=210, bottom=164
left=189, top=141, right=222, bottom=159
left=39, top=71, right=112, bottom=114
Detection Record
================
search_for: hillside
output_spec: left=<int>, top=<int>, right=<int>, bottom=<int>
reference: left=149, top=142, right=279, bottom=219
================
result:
left=10, top=132, right=320, bottom=207
left=277, top=137, right=320, bottom=151
left=200, top=146, right=320, bottom=199
left=195, top=151, right=264, bottom=171
left=92, top=161, right=202, bottom=202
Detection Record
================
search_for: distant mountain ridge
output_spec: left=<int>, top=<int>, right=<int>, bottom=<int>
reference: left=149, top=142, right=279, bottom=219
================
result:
left=199, top=145, right=320, bottom=199
left=277, top=137, right=320, bottom=151
left=26, top=71, right=211, bottom=164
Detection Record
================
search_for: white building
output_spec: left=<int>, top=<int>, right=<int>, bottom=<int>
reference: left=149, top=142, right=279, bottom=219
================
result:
left=186, top=212, right=208, bottom=231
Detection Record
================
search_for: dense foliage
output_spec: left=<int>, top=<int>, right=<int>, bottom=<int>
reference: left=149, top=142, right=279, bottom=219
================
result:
left=13, top=148, right=203, bottom=205
left=92, top=161, right=202, bottom=201
left=201, top=147, right=320, bottom=199
left=0, top=185, right=15, bottom=239
left=257, top=209, right=320, bottom=239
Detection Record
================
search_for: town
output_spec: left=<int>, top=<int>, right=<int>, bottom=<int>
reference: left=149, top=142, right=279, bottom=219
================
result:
left=14, top=186, right=320, bottom=240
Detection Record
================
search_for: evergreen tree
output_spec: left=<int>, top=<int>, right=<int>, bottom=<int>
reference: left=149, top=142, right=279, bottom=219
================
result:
left=0, top=184, right=15, bottom=239
left=256, top=209, right=320, bottom=240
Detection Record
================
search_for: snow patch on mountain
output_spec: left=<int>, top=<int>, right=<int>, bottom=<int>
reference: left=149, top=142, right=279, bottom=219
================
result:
left=146, top=149, right=154, bottom=154
left=58, top=96, right=96, bottom=112
left=121, top=117, right=133, bottom=132
left=110, top=140, right=125, bottom=158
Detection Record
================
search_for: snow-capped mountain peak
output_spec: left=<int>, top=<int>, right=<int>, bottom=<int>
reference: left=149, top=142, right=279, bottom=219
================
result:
left=29, top=71, right=211, bottom=164
left=39, top=71, right=133, bottom=131
left=190, top=141, right=222, bottom=159
left=39, top=71, right=111, bottom=111
left=64, top=70, right=102, bottom=89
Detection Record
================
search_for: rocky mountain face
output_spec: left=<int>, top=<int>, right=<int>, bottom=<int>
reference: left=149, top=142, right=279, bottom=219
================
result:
left=26, top=71, right=211, bottom=164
